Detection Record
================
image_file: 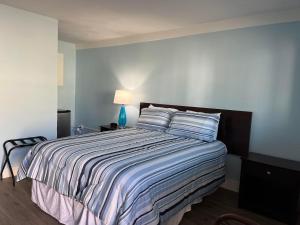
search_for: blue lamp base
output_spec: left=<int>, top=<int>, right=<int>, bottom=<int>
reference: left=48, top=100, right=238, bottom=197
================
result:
left=118, top=105, right=127, bottom=128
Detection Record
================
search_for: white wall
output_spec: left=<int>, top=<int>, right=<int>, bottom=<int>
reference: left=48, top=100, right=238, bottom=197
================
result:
left=0, top=4, right=58, bottom=177
left=58, top=41, right=76, bottom=128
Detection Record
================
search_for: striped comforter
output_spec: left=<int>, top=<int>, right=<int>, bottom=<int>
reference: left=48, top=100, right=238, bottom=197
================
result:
left=17, top=128, right=227, bottom=225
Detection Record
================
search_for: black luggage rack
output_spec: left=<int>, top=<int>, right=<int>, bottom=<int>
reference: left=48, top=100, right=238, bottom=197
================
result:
left=0, top=136, right=47, bottom=186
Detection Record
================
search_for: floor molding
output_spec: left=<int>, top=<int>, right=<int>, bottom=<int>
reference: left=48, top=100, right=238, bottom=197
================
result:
left=221, top=178, right=240, bottom=192
left=1, top=166, right=18, bottom=178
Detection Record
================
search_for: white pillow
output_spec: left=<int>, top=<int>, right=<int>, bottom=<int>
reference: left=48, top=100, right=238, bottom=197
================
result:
left=187, top=110, right=221, bottom=116
left=149, top=104, right=178, bottom=112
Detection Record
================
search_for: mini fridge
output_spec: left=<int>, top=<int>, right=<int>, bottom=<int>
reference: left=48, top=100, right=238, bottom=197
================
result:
left=57, top=109, right=71, bottom=138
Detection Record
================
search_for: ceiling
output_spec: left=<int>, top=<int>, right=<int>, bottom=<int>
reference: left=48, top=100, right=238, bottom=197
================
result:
left=1, top=0, right=300, bottom=46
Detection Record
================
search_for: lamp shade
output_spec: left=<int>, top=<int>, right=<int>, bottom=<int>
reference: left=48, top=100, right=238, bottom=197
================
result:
left=113, top=90, right=132, bottom=105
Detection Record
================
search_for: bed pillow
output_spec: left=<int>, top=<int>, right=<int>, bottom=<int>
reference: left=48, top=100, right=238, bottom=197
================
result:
left=166, top=111, right=221, bottom=142
left=149, top=104, right=178, bottom=112
left=136, top=108, right=174, bottom=131
left=187, top=110, right=220, bottom=116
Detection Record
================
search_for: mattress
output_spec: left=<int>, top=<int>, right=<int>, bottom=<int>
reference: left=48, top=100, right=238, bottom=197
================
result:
left=18, top=128, right=227, bottom=225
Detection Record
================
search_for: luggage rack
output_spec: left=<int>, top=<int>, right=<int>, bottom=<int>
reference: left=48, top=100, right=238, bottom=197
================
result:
left=0, top=136, right=47, bottom=186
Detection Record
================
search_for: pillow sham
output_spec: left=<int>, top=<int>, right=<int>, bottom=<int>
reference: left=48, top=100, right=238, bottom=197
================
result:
left=136, top=107, right=174, bottom=131
left=166, top=111, right=221, bottom=142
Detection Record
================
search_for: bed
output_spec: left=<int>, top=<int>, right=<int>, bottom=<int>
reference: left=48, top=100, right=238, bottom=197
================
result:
left=17, top=102, right=252, bottom=225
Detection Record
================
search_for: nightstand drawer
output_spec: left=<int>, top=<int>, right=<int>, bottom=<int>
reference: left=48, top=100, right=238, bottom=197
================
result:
left=245, top=161, right=299, bottom=185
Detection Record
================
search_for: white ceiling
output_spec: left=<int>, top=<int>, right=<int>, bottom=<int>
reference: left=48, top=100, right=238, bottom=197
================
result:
left=1, top=0, right=300, bottom=46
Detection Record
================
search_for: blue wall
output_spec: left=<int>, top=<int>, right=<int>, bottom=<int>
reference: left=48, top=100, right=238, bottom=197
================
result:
left=76, top=22, right=300, bottom=188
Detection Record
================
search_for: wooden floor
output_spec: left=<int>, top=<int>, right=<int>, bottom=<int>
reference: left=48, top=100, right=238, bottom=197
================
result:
left=0, top=178, right=287, bottom=225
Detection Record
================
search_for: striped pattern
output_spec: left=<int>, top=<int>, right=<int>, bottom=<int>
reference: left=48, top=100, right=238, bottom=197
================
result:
left=167, top=111, right=221, bottom=142
left=136, top=108, right=174, bottom=131
left=17, top=128, right=226, bottom=225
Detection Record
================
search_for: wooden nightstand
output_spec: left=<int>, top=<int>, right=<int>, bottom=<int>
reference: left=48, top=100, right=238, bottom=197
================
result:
left=239, top=152, right=300, bottom=225
left=99, top=124, right=131, bottom=132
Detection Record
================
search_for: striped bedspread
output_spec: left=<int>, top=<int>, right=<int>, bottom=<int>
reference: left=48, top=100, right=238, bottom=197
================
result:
left=17, top=128, right=227, bottom=225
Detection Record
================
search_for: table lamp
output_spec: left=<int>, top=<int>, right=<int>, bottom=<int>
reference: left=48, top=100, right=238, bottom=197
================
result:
left=113, top=90, right=132, bottom=128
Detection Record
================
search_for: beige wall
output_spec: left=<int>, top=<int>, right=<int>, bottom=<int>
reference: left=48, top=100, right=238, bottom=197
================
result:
left=58, top=41, right=76, bottom=129
left=0, top=4, right=58, bottom=177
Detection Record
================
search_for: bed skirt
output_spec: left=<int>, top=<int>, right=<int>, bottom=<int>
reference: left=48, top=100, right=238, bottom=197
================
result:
left=31, top=180, right=215, bottom=225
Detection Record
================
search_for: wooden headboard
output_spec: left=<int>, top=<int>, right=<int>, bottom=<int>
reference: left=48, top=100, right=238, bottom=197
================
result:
left=140, top=102, right=252, bottom=157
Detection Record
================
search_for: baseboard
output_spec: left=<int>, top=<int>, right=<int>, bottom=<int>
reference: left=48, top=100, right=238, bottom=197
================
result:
left=1, top=166, right=19, bottom=178
left=73, top=125, right=99, bottom=135
left=84, top=126, right=99, bottom=132
left=221, top=178, right=240, bottom=192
